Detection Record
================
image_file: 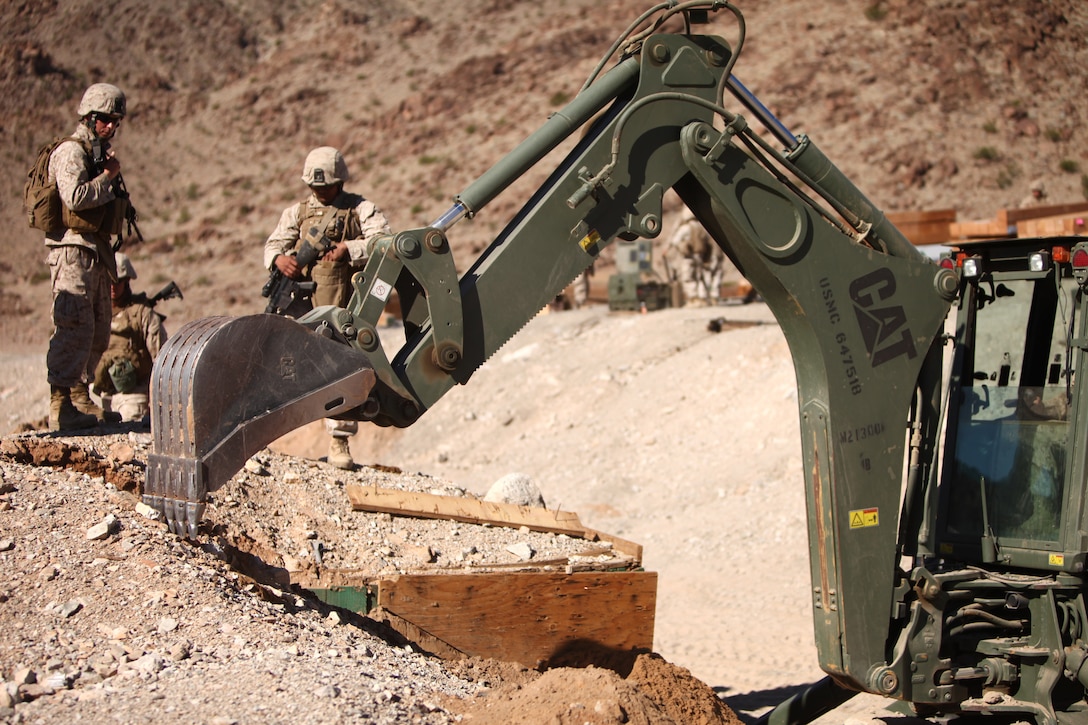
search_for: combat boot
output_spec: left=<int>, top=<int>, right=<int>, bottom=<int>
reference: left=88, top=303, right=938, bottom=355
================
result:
left=327, top=436, right=354, bottom=470
left=49, top=386, right=97, bottom=431
left=70, top=382, right=122, bottom=424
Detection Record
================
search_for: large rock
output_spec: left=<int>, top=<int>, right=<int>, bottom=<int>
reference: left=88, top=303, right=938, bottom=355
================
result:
left=483, top=473, right=545, bottom=508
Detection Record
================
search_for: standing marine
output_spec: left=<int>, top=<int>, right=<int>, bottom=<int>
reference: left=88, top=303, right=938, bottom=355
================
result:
left=665, top=207, right=724, bottom=306
left=263, top=146, right=392, bottom=469
left=44, top=82, right=130, bottom=430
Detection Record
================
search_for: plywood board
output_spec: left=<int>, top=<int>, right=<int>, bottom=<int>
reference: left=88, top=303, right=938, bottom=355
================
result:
left=375, top=571, right=657, bottom=669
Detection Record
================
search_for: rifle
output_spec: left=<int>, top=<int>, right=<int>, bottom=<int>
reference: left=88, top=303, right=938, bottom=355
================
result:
left=92, top=138, right=143, bottom=250
left=261, top=221, right=339, bottom=315
left=149, top=280, right=184, bottom=306
left=113, top=172, right=143, bottom=248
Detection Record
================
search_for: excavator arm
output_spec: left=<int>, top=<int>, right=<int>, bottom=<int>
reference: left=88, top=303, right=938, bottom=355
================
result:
left=147, top=2, right=961, bottom=715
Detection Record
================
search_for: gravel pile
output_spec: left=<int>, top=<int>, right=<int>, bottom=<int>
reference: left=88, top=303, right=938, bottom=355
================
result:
left=0, top=430, right=731, bottom=724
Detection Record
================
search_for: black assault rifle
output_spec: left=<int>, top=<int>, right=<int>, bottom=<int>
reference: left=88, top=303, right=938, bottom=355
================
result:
left=92, top=138, right=143, bottom=249
left=149, top=280, right=184, bottom=306
left=261, top=223, right=337, bottom=315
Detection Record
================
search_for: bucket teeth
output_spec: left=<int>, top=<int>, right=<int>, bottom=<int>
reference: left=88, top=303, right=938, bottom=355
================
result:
left=145, top=314, right=377, bottom=538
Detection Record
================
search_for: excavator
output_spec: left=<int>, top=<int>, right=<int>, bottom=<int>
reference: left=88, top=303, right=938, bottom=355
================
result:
left=143, top=3, right=1088, bottom=723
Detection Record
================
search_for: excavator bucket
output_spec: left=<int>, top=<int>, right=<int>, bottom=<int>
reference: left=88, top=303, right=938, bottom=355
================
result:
left=144, top=314, right=376, bottom=538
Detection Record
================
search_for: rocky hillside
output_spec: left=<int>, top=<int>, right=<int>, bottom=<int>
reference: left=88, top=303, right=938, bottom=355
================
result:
left=3, top=0, right=1087, bottom=344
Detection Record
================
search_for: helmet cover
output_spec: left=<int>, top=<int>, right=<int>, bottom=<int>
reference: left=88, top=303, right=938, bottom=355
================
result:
left=77, top=83, right=127, bottom=118
left=301, top=147, right=349, bottom=186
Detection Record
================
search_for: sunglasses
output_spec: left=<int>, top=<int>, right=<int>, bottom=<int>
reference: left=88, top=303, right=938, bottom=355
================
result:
left=93, top=114, right=123, bottom=127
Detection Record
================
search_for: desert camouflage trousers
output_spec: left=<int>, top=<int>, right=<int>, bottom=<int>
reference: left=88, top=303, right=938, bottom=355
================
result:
left=46, top=245, right=111, bottom=388
left=103, top=392, right=149, bottom=423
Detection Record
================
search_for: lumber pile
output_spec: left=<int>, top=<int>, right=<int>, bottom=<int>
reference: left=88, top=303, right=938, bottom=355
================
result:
left=948, top=202, right=1088, bottom=242
left=300, top=485, right=656, bottom=671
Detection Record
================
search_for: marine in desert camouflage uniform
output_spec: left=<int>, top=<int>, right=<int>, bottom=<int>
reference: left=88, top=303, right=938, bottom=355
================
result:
left=1020, top=178, right=1047, bottom=208
left=92, top=253, right=167, bottom=423
left=44, top=83, right=130, bottom=430
left=263, top=146, right=392, bottom=469
left=665, top=207, right=724, bottom=306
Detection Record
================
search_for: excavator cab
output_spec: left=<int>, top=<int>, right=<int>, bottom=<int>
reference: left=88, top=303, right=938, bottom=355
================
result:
left=935, top=237, right=1084, bottom=569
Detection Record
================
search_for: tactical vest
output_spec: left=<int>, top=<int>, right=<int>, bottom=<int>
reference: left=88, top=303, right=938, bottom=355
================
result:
left=293, top=193, right=363, bottom=308
left=56, top=138, right=126, bottom=240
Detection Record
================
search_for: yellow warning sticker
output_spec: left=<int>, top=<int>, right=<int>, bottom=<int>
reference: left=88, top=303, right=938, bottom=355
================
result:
left=579, top=229, right=602, bottom=252
left=1049, top=553, right=1065, bottom=567
left=849, top=507, right=879, bottom=529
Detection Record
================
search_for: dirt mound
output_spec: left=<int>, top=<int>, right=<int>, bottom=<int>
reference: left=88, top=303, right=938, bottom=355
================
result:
left=456, top=654, right=740, bottom=725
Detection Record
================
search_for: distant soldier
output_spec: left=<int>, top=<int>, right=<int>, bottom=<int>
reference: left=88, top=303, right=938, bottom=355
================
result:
left=44, top=83, right=130, bottom=430
left=92, top=253, right=167, bottom=423
left=665, top=208, right=723, bottom=306
left=1020, top=178, right=1047, bottom=208
left=264, top=147, right=392, bottom=470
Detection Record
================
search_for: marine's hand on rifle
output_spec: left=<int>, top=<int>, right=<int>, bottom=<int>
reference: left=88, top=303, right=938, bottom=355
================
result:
left=274, top=254, right=303, bottom=279
left=322, top=241, right=349, bottom=263
left=101, top=153, right=121, bottom=181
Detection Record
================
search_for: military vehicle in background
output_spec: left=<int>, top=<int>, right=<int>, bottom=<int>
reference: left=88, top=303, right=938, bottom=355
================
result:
left=608, top=238, right=672, bottom=312
left=143, top=3, right=1088, bottom=723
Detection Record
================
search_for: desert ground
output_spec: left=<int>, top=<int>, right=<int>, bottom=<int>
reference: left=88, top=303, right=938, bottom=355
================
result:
left=3, top=1, right=1088, bottom=722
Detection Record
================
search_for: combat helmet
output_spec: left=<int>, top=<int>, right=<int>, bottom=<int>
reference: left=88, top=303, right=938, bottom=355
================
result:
left=301, top=147, right=349, bottom=187
left=77, top=83, right=127, bottom=119
left=115, top=252, right=138, bottom=281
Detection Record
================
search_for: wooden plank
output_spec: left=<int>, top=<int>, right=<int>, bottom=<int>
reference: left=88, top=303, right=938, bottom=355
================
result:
left=949, top=219, right=1011, bottom=240
left=886, top=208, right=956, bottom=246
left=375, top=571, right=657, bottom=669
left=582, top=527, right=642, bottom=562
left=1005, top=202, right=1088, bottom=225
left=346, top=485, right=587, bottom=536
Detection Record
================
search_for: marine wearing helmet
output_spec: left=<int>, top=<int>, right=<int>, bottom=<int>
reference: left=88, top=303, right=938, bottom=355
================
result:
left=263, top=147, right=393, bottom=470
left=41, top=81, right=132, bottom=431
left=78, top=83, right=127, bottom=124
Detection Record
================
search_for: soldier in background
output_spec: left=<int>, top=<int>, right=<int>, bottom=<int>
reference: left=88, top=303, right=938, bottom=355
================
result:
left=264, top=147, right=392, bottom=470
left=665, top=207, right=723, bottom=306
left=1020, top=178, right=1047, bottom=208
left=44, top=83, right=129, bottom=430
left=92, top=253, right=167, bottom=423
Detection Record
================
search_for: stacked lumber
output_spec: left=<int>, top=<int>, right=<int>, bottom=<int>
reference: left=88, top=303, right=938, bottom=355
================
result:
left=950, top=202, right=1088, bottom=241
left=301, top=485, right=656, bottom=670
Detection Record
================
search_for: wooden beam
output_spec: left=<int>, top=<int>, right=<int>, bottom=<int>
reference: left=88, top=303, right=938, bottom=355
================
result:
left=949, top=218, right=1011, bottom=241
left=1018, top=213, right=1088, bottom=238
left=374, top=571, right=657, bottom=670
left=346, top=484, right=644, bottom=562
left=1005, top=202, right=1088, bottom=225
left=346, top=484, right=587, bottom=536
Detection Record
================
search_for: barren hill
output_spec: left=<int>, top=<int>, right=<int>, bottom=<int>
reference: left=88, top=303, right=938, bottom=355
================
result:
left=3, top=0, right=1087, bottom=346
